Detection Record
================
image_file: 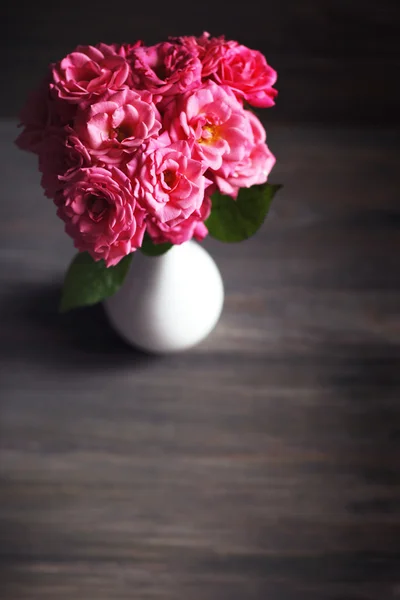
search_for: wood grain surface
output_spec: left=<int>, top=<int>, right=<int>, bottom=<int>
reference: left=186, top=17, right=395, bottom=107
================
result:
left=0, top=120, right=399, bottom=599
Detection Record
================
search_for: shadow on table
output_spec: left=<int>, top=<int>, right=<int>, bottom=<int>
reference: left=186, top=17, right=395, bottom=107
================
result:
left=244, top=337, right=400, bottom=597
left=0, top=280, right=158, bottom=371
left=324, top=338, right=400, bottom=489
left=0, top=513, right=37, bottom=598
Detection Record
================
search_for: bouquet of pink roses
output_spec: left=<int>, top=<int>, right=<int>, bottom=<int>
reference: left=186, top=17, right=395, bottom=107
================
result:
left=16, top=33, right=280, bottom=312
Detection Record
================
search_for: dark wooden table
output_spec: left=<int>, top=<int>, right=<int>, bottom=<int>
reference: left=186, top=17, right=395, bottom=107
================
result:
left=1, top=120, right=399, bottom=599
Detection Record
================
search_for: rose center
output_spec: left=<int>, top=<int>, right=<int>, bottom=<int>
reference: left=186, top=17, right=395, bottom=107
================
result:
left=198, top=123, right=219, bottom=145
left=154, top=62, right=167, bottom=81
left=162, top=169, right=178, bottom=189
left=113, top=124, right=134, bottom=142
left=87, top=195, right=108, bottom=222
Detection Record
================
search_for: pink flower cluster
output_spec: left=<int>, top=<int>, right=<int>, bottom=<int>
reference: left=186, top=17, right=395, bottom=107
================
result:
left=16, top=34, right=277, bottom=266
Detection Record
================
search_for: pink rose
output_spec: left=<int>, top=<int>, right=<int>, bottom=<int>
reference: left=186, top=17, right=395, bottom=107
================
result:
left=115, top=41, right=143, bottom=60
left=201, top=38, right=277, bottom=108
left=38, top=127, right=91, bottom=198
left=169, top=32, right=212, bottom=59
left=56, top=166, right=145, bottom=266
left=15, top=76, right=76, bottom=154
left=51, top=44, right=130, bottom=105
left=214, top=111, right=275, bottom=196
left=74, top=88, right=161, bottom=165
left=123, top=130, right=172, bottom=180
left=146, top=194, right=211, bottom=245
left=130, top=41, right=202, bottom=97
left=166, top=81, right=253, bottom=171
left=134, top=140, right=207, bottom=227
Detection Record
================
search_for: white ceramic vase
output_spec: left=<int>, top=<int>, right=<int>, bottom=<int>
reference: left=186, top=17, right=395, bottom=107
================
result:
left=104, top=241, right=224, bottom=353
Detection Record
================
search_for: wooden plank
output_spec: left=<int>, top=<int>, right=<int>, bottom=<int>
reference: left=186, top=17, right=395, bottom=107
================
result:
left=0, top=121, right=399, bottom=599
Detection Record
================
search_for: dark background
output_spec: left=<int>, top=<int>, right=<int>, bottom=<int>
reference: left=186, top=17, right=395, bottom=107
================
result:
left=2, top=0, right=399, bottom=124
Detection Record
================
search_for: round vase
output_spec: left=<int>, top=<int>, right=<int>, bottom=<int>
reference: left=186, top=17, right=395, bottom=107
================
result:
left=104, top=241, right=224, bottom=353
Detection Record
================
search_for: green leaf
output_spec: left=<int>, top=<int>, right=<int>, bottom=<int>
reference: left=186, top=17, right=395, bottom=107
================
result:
left=59, top=252, right=133, bottom=313
left=206, top=182, right=282, bottom=243
left=140, top=232, right=172, bottom=257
